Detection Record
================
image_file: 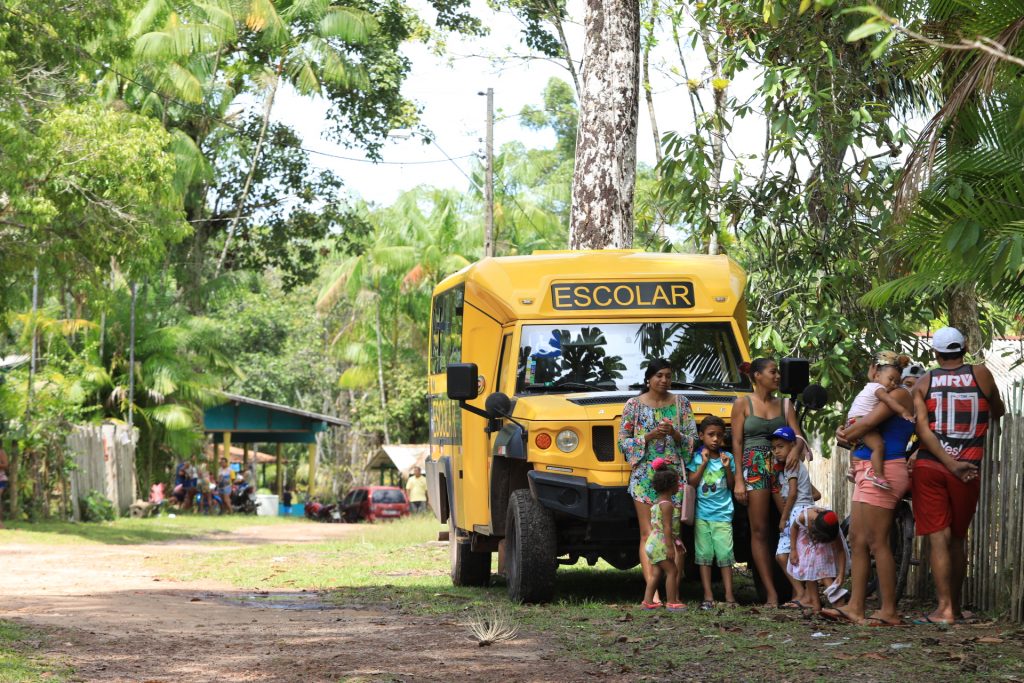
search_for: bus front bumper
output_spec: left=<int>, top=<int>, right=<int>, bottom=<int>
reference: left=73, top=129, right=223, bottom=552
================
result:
left=527, top=470, right=635, bottom=522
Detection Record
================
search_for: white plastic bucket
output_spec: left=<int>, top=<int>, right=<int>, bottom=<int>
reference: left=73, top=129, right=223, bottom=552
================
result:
left=255, top=494, right=279, bottom=516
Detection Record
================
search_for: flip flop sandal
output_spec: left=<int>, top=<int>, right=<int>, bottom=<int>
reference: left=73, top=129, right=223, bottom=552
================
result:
left=666, top=603, right=688, bottom=612
left=699, top=600, right=715, bottom=611
left=820, top=607, right=857, bottom=624
left=641, top=601, right=663, bottom=610
left=911, top=615, right=953, bottom=625
left=780, top=600, right=804, bottom=610
left=862, top=616, right=905, bottom=627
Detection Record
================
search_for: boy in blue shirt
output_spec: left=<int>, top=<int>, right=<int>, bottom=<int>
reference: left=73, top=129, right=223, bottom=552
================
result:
left=687, top=415, right=738, bottom=609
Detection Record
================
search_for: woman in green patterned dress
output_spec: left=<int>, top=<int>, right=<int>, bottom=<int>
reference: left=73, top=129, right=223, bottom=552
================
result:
left=731, top=357, right=804, bottom=606
left=618, top=358, right=698, bottom=597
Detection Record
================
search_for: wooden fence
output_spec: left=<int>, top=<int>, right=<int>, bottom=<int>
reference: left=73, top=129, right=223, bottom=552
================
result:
left=965, top=414, right=1024, bottom=621
left=67, top=423, right=137, bottom=519
left=807, top=388, right=1024, bottom=622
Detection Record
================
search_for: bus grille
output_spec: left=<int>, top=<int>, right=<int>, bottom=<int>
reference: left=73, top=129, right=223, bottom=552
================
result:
left=592, top=426, right=616, bottom=462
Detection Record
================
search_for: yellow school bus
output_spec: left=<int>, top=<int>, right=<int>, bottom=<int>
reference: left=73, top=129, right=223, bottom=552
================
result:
left=426, top=250, right=755, bottom=602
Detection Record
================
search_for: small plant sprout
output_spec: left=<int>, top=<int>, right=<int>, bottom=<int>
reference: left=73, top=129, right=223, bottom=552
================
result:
left=467, top=609, right=520, bottom=646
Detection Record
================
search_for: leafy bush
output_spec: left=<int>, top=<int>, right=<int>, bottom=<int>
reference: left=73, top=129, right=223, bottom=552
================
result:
left=81, top=490, right=116, bottom=522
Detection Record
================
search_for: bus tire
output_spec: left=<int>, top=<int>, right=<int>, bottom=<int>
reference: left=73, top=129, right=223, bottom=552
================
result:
left=449, top=516, right=491, bottom=587
left=505, top=489, right=557, bottom=603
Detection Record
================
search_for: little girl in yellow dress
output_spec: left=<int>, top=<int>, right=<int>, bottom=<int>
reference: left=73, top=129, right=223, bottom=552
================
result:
left=642, top=458, right=686, bottom=611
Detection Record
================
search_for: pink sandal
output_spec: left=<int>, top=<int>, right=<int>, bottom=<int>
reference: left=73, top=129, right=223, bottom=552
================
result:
left=641, top=601, right=663, bottom=610
left=865, top=469, right=893, bottom=490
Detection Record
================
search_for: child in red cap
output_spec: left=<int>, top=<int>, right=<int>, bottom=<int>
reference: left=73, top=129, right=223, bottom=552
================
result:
left=786, top=508, right=848, bottom=614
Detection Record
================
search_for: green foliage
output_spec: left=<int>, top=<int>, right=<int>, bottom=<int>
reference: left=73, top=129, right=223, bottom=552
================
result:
left=202, top=117, right=357, bottom=290
left=653, top=0, right=937, bottom=432
left=353, top=361, right=429, bottom=443
left=862, top=87, right=1024, bottom=312
left=81, top=490, right=116, bottom=522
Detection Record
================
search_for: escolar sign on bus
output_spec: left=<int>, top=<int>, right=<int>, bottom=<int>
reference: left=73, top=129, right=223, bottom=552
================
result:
left=550, top=281, right=695, bottom=310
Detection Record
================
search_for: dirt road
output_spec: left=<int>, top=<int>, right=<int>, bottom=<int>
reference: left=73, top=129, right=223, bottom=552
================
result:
left=1, top=523, right=599, bottom=682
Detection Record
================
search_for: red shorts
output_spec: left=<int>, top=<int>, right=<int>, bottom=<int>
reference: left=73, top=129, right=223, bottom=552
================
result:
left=911, top=460, right=980, bottom=538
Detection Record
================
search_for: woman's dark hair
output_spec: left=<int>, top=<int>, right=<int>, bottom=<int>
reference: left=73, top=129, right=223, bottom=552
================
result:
left=937, top=349, right=967, bottom=361
left=747, top=357, right=775, bottom=382
left=639, top=358, right=673, bottom=395
left=809, top=509, right=840, bottom=543
left=699, top=415, right=726, bottom=433
left=651, top=468, right=679, bottom=494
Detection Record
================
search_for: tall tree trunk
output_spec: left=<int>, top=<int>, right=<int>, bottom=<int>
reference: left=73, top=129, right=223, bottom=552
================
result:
left=374, top=299, right=391, bottom=445
left=569, top=0, right=640, bottom=250
left=948, top=285, right=985, bottom=358
left=545, top=0, right=581, bottom=95
left=642, top=0, right=661, bottom=165
left=700, top=27, right=725, bottom=255
left=216, top=66, right=280, bottom=276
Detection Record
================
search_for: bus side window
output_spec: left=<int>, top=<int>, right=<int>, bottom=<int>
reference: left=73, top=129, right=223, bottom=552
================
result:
left=497, top=333, right=513, bottom=394
left=431, top=297, right=445, bottom=374
left=431, top=286, right=465, bottom=375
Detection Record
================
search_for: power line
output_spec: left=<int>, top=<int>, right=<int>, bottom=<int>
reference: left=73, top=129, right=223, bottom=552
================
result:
left=430, top=139, right=484, bottom=193
left=303, top=148, right=475, bottom=165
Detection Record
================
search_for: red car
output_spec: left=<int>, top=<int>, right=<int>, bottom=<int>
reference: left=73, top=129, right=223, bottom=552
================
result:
left=340, top=486, right=410, bottom=523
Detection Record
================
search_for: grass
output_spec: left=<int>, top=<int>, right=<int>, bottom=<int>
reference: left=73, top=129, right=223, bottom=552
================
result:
left=0, top=621, right=69, bottom=683
left=1, top=513, right=292, bottom=546
left=151, top=515, right=1024, bottom=682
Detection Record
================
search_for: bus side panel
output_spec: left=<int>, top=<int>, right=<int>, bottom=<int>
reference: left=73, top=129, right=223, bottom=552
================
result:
left=457, top=302, right=502, bottom=532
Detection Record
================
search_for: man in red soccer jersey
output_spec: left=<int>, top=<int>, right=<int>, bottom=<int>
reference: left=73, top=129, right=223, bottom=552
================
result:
left=911, top=327, right=1005, bottom=624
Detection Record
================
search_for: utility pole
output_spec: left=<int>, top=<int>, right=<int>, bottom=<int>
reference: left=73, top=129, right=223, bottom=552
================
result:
left=481, top=87, right=495, bottom=257
left=128, top=282, right=137, bottom=432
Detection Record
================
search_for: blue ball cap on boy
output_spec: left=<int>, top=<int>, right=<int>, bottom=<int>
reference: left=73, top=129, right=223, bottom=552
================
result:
left=771, top=426, right=796, bottom=442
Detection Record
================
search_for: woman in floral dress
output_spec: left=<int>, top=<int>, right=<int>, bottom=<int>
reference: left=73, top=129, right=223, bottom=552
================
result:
left=618, top=358, right=697, bottom=596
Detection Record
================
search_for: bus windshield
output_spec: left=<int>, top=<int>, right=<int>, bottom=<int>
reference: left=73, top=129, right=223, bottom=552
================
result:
left=515, top=321, right=748, bottom=394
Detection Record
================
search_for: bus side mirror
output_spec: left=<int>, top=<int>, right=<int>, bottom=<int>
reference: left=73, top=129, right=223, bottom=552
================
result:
left=447, top=363, right=479, bottom=401
left=801, top=384, right=828, bottom=411
left=780, top=357, right=810, bottom=395
left=485, top=392, right=512, bottom=419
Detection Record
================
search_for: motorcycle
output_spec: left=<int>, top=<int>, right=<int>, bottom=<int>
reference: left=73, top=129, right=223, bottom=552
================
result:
left=231, top=482, right=259, bottom=515
left=304, top=499, right=342, bottom=523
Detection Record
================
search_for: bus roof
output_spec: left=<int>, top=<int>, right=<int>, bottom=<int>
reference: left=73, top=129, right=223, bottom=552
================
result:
left=434, top=250, right=747, bottom=323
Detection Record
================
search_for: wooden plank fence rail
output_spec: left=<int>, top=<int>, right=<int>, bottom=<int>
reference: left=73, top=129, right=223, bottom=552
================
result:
left=965, top=414, right=1024, bottom=622
left=66, top=424, right=137, bottom=519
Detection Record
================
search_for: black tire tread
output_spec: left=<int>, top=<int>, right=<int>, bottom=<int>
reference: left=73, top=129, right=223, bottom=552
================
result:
left=506, top=489, right=557, bottom=603
left=450, top=516, right=491, bottom=587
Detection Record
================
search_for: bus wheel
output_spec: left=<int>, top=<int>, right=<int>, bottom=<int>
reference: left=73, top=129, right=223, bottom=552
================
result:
left=449, top=516, right=491, bottom=587
left=505, top=489, right=556, bottom=603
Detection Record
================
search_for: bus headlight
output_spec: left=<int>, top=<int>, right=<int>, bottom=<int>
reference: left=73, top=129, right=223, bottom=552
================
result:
left=556, top=429, right=579, bottom=453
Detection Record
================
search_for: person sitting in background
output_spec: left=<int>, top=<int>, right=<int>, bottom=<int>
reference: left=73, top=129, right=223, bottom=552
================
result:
left=172, top=462, right=196, bottom=511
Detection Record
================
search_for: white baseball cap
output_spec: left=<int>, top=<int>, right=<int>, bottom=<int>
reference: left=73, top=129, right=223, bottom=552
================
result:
left=931, top=327, right=966, bottom=353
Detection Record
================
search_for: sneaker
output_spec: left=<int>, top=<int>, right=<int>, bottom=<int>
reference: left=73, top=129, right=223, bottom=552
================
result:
left=865, top=469, right=893, bottom=490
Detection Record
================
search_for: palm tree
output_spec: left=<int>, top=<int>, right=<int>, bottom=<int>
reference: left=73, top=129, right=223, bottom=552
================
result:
left=857, top=0, right=1024, bottom=343
left=124, top=0, right=377, bottom=274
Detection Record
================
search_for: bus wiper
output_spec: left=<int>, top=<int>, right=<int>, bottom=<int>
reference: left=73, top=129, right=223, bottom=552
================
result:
left=523, top=382, right=606, bottom=393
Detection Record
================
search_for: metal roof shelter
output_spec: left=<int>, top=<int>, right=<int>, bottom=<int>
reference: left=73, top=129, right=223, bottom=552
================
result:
left=365, top=444, right=429, bottom=485
left=203, top=393, right=349, bottom=499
